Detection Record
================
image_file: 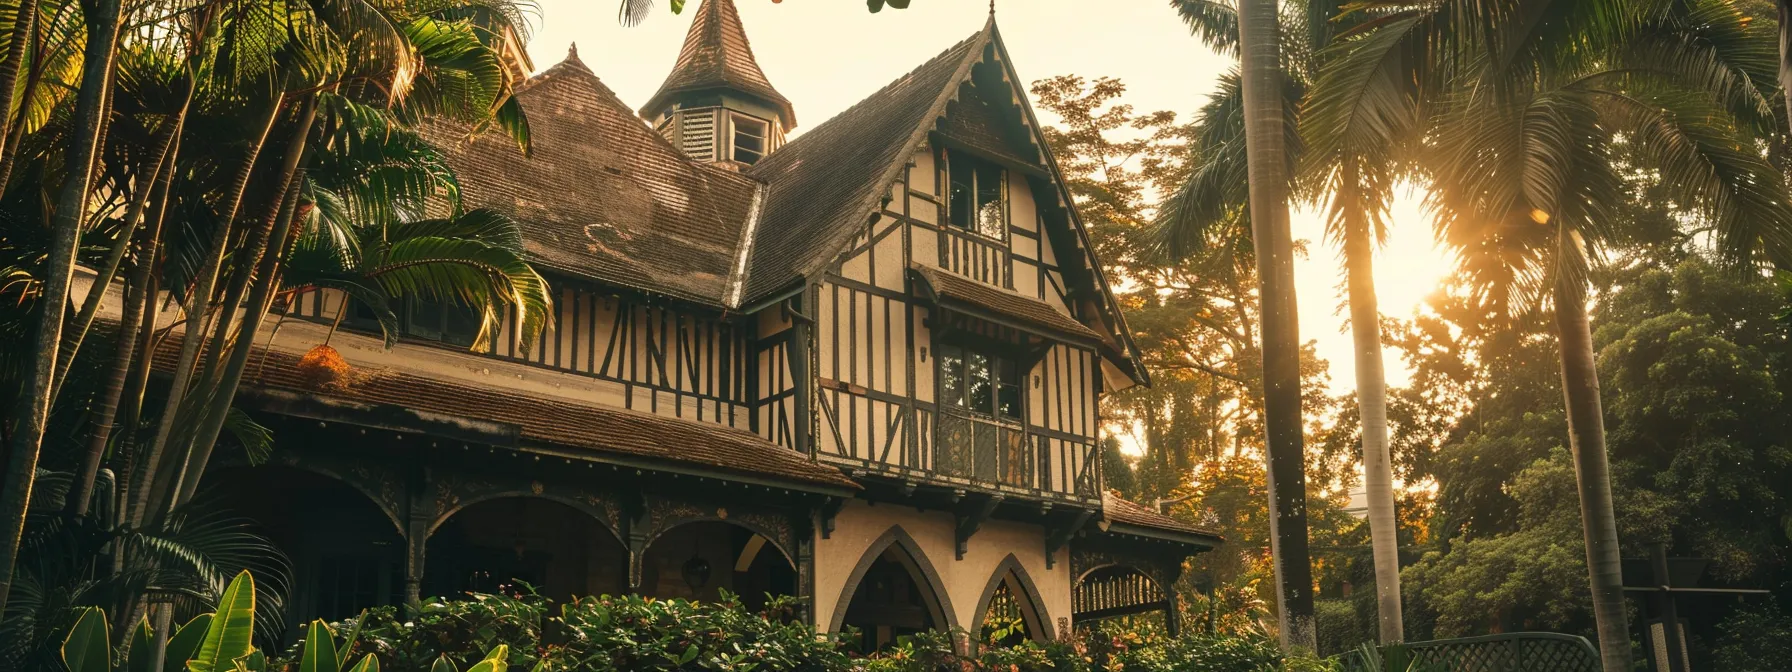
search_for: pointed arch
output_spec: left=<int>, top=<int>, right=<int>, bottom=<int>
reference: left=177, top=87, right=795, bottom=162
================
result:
left=972, top=553, right=1052, bottom=643
left=827, top=525, right=958, bottom=634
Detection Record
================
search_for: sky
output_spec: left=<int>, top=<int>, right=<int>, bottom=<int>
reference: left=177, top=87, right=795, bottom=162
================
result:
left=518, top=0, right=1454, bottom=394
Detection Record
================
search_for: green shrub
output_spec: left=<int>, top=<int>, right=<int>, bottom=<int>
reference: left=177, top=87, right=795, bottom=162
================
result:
left=1712, top=599, right=1792, bottom=672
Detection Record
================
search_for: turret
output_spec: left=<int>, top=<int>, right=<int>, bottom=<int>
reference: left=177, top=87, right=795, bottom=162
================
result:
left=641, top=0, right=795, bottom=166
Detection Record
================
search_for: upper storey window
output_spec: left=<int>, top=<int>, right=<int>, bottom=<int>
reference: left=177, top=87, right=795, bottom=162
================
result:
left=947, top=151, right=1006, bottom=239
left=938, top=344, right=1022, bottom=421
left=731, top=114, right=769, bottom=165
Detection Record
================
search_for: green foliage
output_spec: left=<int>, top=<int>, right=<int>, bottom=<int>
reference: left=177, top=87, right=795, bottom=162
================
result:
left=1711, top=599, right=1792, bottom=671
left=60, top=607, right=111, bottom=672
left=189, top=571, right=258, bottom=672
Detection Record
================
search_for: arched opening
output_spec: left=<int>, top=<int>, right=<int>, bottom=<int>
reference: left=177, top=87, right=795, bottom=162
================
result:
left=833, top=527, right=953, bottom=654
left=641, top=521, right=796, bottom=610
left=974, top=556, right=1050, bottom=646
left=204, top=465, right=403, bottom=632
left=425, top=497, right=624, bottom=603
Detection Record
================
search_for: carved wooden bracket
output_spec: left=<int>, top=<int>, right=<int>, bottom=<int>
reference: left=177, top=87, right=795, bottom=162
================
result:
left=954, top=493, right=1005, bottom=560
left=1044, top=509, right=1093, bottom=570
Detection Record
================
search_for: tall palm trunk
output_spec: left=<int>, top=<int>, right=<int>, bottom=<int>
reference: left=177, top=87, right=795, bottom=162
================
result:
left=49, top=100, right=187, bottom=409
left=171, top=98, right=316, bottom=508
left=0, top=0, right=122, bottom=616
left=128, top=98, right=282, bottom=528
left=1237, top=0, right=1316, bottom=650
left=0, top=0, right=39, bottom=167
left=1343, top=221, right=1403, bottom=643
left=1780, top=1, right=1792, bottom=130
left=1551, top=275, right=1631, bottom=672
left=65, top=111, right=186, bottom=517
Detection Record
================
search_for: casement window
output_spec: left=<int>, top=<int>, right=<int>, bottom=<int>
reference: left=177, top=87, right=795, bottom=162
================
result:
left=342, top=296, right=483, bottom=348
left=946, top=151, right=1007, bottom=239
left=731, top=114, right=769, bottom=165
left=406, top=298, right=484, bottom=347
left=937, top=343, right=1022, bottom=421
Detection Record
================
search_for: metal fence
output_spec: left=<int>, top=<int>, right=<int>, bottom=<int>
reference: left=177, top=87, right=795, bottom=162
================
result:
left=1337, top=633, right=1602, bottom=672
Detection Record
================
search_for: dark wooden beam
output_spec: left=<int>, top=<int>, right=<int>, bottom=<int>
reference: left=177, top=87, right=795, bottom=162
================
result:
left=1045, top=509, right=1094, bottom=570
left=954, top=493, right=1005, bottom=560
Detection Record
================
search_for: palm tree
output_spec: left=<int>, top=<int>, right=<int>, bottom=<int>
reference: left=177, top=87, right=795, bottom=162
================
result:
left=1235, top=0, right=1317, bottom=649
left=0, top=0, right=125, bottom=621
left=1308, top=0, right=1789, bottom=667
left=1167, top=0, right=1398, bottom=645
left=0, top=0, right=548, bottom=619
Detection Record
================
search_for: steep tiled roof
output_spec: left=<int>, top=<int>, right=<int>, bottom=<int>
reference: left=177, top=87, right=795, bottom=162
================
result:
left=640, top=0, right=795, bottom=127
left=910, top=264, right=1103, bottom=342
left=741, top=27, right=990, bottom=304
left=153, top=340, right=858, bottom=491
left=935, top=78, right=1044, bottom=172
left=427, top=51, right=761, bottom=307
left=1102, top=492, right=1223, bottom=542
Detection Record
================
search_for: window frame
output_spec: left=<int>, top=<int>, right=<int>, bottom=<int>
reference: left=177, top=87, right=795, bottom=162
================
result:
left=729, top=113, right=770, bottom=165
left=944, top=149, right=1008, bottom=240
left=935, top=340, right=1025, bottom=424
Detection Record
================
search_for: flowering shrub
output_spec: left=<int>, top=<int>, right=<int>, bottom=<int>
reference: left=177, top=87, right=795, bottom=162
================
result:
left=284, top=588, right=1333, bottom=672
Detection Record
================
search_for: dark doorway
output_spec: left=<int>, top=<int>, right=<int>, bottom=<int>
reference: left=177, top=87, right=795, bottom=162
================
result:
left=641, top=522, right=796, bottom=611
left=204, top=466, right=403, bottom=637
left=841, top=546, right=946, bottom=653
left=424, top=498, right=624, bottom=603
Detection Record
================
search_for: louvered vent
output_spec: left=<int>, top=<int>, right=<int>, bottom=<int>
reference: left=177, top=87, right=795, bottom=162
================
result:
left=679, top=110, right=717, bottom=162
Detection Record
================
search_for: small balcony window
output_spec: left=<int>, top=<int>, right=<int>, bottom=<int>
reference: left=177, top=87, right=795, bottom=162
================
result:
left=946, top=151, right=1006, bottom=239
left=341, top=296, right=483, bottom=348
left=732, top=114, right=769, bottom=165
left=938, top=344, right=1022, bottom=421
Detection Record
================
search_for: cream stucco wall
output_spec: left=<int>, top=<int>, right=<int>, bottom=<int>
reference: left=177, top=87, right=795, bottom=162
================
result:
left=813, top=500, right=1071, bottom=640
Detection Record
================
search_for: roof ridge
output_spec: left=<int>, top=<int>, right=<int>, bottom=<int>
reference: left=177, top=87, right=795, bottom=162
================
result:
left=739, top=25, right=991, bottom=303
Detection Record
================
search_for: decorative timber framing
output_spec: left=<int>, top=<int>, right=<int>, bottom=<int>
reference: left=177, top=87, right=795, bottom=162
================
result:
left=1069, top=542, right=1186, bottom=636
left=217, top=408, right=840, bottom=617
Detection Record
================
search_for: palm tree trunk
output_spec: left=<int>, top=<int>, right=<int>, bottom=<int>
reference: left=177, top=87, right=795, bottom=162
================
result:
left=1552, top=277, right=1632, bottom=672
left=171, top=99, right=316, bottom=508
left=1779, top=1, right=1792, bottom=130
left=0, top=0, right=122, bottom=616
left=1237, top=0, right=1316, bottom=651
left=114, top=128, right=182, bottom=518
left=129, top=98, right=282, bottom=528
left=65, top=111, right=186, bottom=517
left=1343, top=219, right=1403, bottom=643
left=49, top=103, right=187, bottom=409
left=0, top=0, right=39, bottom=167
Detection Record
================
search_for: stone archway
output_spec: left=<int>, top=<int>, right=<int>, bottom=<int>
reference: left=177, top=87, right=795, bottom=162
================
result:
left=640, top=520, right=797, bottom=610
left=202, top=465, right=405, bottom=634
left=829, top=526, right=956, bottom=653
left=972, top=554, right=1052, bottom=646
left=424, top=497, right=626, bottom=603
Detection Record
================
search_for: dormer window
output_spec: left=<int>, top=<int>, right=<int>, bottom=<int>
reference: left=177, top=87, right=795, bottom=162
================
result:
left=731, top=114, right=769, bottom=165
left=947, top=151, right=1006, bottom=239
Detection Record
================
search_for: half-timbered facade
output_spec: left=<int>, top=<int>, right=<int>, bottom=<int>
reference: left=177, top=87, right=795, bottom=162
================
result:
left=166, top=0, right=1221, bottom=649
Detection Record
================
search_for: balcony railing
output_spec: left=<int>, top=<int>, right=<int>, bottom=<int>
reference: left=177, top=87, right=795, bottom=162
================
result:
left=934, top=412, right=1037, bottom=489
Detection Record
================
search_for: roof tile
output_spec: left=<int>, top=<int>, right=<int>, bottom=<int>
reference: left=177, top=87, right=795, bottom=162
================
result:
left=154, top=341, right=858, bottom=490
left=427, top=54, right=761, bottom=307
left=640, top=0, right=795, bottom=127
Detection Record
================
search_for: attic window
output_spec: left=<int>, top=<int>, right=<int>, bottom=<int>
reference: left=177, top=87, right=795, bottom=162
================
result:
left=947, top=151, right=1006, bottom=239
left=731, top=114, right=769, bottom=165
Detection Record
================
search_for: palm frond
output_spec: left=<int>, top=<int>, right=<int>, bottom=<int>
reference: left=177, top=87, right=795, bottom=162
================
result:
left=1173, top=0, right=1239, bottom=57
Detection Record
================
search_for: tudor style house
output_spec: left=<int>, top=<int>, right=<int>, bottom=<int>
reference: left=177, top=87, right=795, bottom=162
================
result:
left=194, top=0, right=1221, bottom=649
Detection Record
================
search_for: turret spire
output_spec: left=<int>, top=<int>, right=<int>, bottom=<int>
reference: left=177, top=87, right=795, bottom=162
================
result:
left=640, top=0, right=795, bottom=130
